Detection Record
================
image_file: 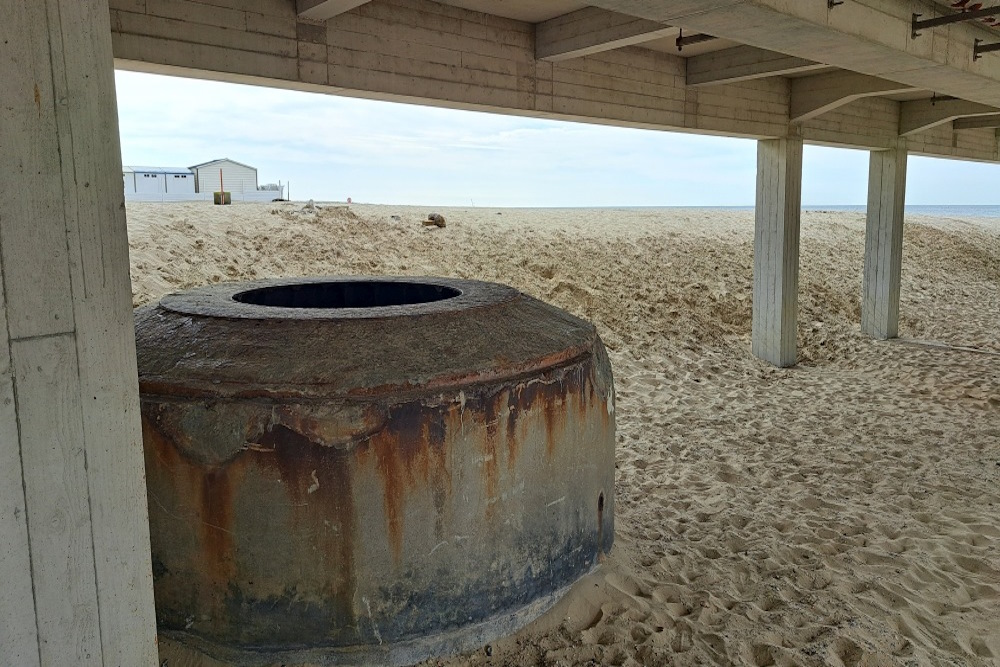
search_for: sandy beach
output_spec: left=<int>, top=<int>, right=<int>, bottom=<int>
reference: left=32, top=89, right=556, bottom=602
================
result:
left=130, top=202, right=1000, bottom=667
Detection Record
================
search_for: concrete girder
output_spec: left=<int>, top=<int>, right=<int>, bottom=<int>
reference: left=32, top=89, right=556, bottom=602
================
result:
left=899, top=98, right=1000, bottom=135
left=686, top=45, right=826, bottom=87
left=953, top=113, right=1000, bottom=129
left=791, top=71, right=915, bottom=123
left=535, top=7, right=674, bottom=61
left=297, top=0, right=370, bottom=20
left=107, top=0, right=1000, bottom=161
left=586, top=0, right=1000, bottom=107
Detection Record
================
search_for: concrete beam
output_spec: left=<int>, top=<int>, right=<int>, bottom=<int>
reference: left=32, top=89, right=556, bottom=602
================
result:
left=686, top=45, right=825, bottom=87
left=863, top=145, right=907, bottom=340
left=297, top=0, right=370, bottom=20
left=899, top=98, right=1000, bottom=136
left=1, top=0, right=157, bottom=664
left=108, top=0, right=1000, bottom=161
left=586, top=0, right=1000, bottom=107
left=954, top=113, right=1000, bottom=130
left=752, top=133, right=803, bottom=368
left=535, top=7, right=674, bottom=62
left=791, top=71, right=914, bottom=123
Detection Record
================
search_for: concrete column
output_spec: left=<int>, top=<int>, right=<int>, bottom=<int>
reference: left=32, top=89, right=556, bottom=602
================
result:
left=752, top=134, right=803, bottom=367
left=862, top=144, right=907, bottom=340
left=0, top=1, right=157, bottom=665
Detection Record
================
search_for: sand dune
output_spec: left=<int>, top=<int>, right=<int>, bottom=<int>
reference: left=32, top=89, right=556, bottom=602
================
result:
left=130, top=202, right=1000, bottom=667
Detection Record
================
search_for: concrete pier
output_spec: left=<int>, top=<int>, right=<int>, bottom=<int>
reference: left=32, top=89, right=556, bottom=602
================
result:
left=0, top=1, right=158, bottom=664
left=863, top=145, right=908, bottom=340
left=752, top=134, right=804, bottom=368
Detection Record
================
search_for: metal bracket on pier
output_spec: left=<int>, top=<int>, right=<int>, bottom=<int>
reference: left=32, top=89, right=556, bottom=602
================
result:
left=974, top=37, right=1000, bottom=59
left=676, top=29, right=717, bottom=51
left=912, top=6, right=1000, bottom=39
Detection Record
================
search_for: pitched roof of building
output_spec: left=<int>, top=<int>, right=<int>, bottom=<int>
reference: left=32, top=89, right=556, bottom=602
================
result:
left=189, top=158, right=257, bottom=171
left=123, top=166, right=193, bottom=174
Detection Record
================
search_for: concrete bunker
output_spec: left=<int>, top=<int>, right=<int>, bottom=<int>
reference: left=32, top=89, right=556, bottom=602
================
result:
left=134, top=276, right=616, bottom=666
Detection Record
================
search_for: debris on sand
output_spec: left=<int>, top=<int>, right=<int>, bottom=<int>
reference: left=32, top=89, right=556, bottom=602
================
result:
left=423, top=213, right=446, bottom=228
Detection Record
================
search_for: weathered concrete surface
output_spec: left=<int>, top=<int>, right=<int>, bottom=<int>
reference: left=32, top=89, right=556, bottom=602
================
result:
left=863, top=145, right=908, bottom=340
left=0, top=0, right=158, bottom=664
left=588, top=0, right=1000, bottom=106
left=753, top=134, right=804, bottom=368
left=135, top=276, right=616, bottom=665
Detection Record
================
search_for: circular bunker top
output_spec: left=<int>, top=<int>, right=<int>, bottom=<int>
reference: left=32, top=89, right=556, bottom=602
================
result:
left=136, top=276, right=602, bottom=400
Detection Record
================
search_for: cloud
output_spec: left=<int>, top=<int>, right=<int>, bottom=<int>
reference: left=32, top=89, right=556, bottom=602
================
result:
left=802, top=146, right=869, bottom=205
left=907, top=155, right=1000, bottom=205
left=114, top=70, right=999, bottom=206
left=114, top=70, right=763, bottom=204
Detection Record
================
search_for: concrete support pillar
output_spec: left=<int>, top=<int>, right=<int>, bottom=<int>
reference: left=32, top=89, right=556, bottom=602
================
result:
left=0, top=1, right=157, bottom=665
left=752, top=134, right=803, bottom=367
left=862, top=144, right=907, bottom=340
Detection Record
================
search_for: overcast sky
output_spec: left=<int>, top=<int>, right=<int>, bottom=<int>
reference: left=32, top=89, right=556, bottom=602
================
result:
left=114, top=70, right=999, bottom=207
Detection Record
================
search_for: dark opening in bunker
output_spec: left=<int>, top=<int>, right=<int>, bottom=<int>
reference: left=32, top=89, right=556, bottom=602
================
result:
left=233, top=281, right=462, bottom=309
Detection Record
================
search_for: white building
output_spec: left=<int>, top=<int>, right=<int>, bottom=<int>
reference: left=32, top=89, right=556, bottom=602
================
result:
left=190, top=158, right=258, bottom=195
left=122, top=159, right=284, bottom=202
left=123, top=166, right=196, bottom=196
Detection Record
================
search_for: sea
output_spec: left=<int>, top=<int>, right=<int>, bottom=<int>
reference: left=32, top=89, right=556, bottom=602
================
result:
left=768, top=204, right=1000, bottom=217
left=481, top=205, right=1000, bottom=218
